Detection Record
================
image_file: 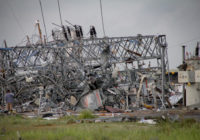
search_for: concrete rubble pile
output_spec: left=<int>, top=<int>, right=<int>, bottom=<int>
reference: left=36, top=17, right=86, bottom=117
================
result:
left=0, top=28, right=181, bottom=114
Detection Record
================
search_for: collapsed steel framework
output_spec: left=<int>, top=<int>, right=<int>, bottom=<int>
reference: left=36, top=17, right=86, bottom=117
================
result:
left=0, top=35, right=169, bottom=110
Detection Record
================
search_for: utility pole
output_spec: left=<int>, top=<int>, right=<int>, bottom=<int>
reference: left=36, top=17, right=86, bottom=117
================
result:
left=4, top=40, right=7, bottom=48
left=161, top=45, right=166, bottom=107
left=159, top=35, right=167, bottom=109
left=36, top=20, right=43, bottom=44
left=182, top=45, right=186, bottom=106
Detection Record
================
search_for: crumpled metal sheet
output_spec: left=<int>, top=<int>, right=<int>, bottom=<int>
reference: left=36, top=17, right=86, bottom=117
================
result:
left=169, top=93, right=183, bottom=106
left=79, top=89, right=103, bottom=110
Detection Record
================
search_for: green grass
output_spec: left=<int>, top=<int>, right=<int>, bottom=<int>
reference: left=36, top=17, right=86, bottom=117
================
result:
left=0, top=115, right=200, bottom=140
left=78, top=110, right=97, bottom=119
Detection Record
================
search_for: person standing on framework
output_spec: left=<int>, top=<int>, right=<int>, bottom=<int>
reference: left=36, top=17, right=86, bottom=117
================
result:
left=5, top=90, right=14, bottom=114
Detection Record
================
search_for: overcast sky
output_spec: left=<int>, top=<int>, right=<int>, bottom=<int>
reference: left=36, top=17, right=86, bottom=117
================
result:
left=0, top=0, right=200, bottom=69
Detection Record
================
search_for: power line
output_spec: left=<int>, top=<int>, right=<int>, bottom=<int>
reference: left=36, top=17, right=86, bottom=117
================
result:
left=39, top=0, right=48, bottom=40
left=171, top=36, right=200, bottom=48
left=6, top=1, right=26, bottom=36
left=52, top=22, right=62, bottom=28
left=65, top=20, right=74, bottom=27
left=180, top=37, right=200, bottom=47
left=100, top=0, right=106, bottom=37
left=57, top=0, right=63, bottom=26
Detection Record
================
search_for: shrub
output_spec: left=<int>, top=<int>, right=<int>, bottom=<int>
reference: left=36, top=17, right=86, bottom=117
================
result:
left=78, top=110, right=96, bottom=119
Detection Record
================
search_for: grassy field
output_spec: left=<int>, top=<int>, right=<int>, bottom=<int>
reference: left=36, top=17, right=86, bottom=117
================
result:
left=0, top=115, right=200, bottom=140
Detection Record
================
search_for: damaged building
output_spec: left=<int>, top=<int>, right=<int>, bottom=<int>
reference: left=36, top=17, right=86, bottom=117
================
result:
left=1, top=0, right=198, bottom=115
left=0, top=23, right=174, bottom=114
left=178, top=43, right=200, bottom=108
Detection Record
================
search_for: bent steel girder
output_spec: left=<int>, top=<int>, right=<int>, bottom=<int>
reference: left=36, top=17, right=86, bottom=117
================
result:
left=0, top=35, right=166, bottom=70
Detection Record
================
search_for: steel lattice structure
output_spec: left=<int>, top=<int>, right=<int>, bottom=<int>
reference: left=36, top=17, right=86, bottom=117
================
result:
left=0, top=35, right=168, bottom=109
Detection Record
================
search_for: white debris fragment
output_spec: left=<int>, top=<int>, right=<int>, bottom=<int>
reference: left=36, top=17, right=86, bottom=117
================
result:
left=139, top=119, right=156, bottom=124
left=169, top=93, right=183, bottom=105
left=25, top=76, right=34, bottom=82
left=43, top=117, right=58, bottom=120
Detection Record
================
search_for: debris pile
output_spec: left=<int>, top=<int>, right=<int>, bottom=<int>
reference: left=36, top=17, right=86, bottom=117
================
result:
left=0, top=23, right=180, bottom=114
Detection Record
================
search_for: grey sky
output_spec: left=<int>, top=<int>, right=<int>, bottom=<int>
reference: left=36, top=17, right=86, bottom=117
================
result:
left=0, top=0, right=200, bottom=69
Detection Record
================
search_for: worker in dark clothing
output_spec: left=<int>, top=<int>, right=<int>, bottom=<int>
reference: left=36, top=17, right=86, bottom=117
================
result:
left=5, top=90, right=14, bottom=113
